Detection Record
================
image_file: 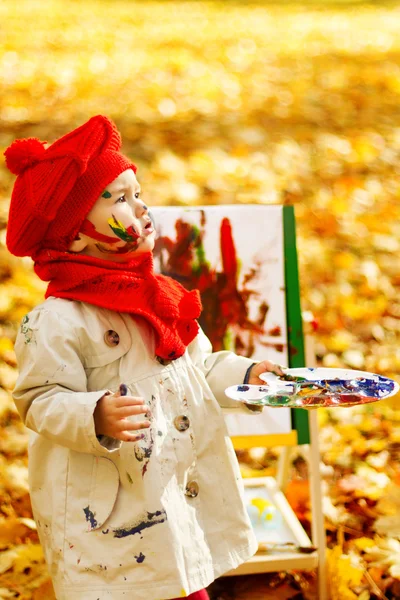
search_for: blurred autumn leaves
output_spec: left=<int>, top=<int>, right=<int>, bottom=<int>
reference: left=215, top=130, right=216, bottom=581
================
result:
left=1, top=0, right=400, bottom=597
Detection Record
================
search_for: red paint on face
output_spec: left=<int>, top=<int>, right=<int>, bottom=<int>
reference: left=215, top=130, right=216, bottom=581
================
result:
left=80, top=219, right=119, bottom=244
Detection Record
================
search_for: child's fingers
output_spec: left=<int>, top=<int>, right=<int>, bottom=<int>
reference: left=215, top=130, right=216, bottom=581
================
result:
left=116, top=419, right=151, bottom=432
left=272, top=364, right=286, bottom=376
left=113, top=395, right=145, bottom=408
left=116, top=404, right=151, bottom=418
left=120, top=431, right=146, bottom=443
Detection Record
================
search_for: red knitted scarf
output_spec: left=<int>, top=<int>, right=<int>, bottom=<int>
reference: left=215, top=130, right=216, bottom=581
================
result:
left=33, top=250, right=202, bottom=361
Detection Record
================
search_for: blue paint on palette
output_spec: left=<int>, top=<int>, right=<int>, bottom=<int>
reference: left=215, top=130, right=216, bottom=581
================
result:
left=316, top=377, right=396, bottom=397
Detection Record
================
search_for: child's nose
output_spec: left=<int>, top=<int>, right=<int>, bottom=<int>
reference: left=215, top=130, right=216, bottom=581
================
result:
left=134, top=201, right=148, bottom=218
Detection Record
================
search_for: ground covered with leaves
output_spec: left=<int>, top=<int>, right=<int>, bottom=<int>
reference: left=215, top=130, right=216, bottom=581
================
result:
left=1, top=0, right=400, bottom=598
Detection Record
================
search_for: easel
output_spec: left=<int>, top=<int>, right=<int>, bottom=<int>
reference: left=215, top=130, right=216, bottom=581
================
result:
left=153, top=205, right=327, bottom=600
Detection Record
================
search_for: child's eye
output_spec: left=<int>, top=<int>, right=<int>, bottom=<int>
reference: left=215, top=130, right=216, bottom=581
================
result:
left=116, top=195, right=126, bottom=203
left=135, top=192, right=140, bottom=199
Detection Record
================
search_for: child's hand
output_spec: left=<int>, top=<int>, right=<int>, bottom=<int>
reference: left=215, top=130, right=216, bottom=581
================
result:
left=243, top=361, right=286, bottom=413
left=247, top=360, right=285, bottom=385
left=94, top=384, right=151, bottom=442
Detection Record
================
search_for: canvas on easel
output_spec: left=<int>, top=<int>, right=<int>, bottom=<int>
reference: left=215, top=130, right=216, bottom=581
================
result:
left=152, top=204, right=307, bottom=445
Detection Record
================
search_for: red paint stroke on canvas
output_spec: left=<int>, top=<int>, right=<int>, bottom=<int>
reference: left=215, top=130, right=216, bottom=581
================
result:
left=155, top=215, right=284, bottom=357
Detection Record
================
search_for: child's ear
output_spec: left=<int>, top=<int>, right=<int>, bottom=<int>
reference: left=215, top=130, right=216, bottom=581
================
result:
left=68, top=234, right=89, bottom=253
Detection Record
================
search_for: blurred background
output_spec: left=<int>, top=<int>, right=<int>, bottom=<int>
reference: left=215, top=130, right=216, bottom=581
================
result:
left=1, top=0, right=400, bottom=598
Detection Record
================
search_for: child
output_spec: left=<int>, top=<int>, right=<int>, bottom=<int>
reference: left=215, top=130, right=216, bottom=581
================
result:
left=5, top=115, right=283, bottom=600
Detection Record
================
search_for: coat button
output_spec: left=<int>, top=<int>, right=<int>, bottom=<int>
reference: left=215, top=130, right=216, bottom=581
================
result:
left=174, top=415, right=190, bottom=432
left=185, top=481, right=199, bottom=498
left=104, top=330, right=120, bottom=347
left=156, top=356, right=172, bottom=366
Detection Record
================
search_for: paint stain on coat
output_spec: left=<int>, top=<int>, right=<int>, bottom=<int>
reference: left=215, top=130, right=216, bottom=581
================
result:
left=83, top=506, right=97, bottom=529
left=134, top=435, right=152, bottom=462
left=44, top=363, right=67, bottom=384
left=134, top=396, right=155, bottom=476
left=112, top=508, right=167, bottom=538
left=135, top=552, right=145, bottom=563
left=21, top=315, right=36, bottom=345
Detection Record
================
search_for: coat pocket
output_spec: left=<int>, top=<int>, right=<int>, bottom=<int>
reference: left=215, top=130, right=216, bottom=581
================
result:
left=85, top=457, right=120, bottom=531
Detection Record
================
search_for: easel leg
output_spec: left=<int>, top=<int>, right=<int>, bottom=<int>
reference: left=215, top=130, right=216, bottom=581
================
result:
left=276, top=445, right=292, bottom=492
left=308, top=409, right=328, bottom=600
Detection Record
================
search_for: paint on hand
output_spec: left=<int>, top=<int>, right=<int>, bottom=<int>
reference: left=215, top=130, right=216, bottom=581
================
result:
left=80, top=218, right=119, bottom=244
left=113, top=508, right=167, bottom=538
left=135, top=552, right=145, bottom=563
left=108, top=214, right=140, bottom=242
left=83, top=506, right=97, bottom=529
left=119, top=383, right=128, bottom=396
left=126, top=472, right=133, bottom=484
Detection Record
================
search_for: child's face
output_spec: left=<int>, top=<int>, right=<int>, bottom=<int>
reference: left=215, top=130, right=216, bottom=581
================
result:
left=70, top=169, right=156, bottom=262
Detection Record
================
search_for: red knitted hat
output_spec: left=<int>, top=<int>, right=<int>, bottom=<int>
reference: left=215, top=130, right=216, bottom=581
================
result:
left=4, top=115, right=137, bottom=258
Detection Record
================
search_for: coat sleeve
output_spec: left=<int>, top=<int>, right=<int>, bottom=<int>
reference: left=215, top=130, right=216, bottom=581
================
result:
left=12, top=308, right=122, bottom=455
left=187, top=326, right=261, bottom=414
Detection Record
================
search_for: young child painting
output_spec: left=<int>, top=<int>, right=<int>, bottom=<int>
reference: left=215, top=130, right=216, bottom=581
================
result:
left=4, top=115, right=283, bottom=600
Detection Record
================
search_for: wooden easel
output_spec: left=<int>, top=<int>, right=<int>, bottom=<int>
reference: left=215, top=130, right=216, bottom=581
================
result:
left=153, top=205, right=327, bottom=600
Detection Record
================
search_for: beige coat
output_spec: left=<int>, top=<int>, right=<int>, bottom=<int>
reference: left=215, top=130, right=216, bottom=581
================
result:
left=13, top=297, right=258, bottom=600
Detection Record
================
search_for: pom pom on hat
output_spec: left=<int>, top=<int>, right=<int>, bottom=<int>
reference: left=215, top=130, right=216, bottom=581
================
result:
left=4, top=138, right=47, bottom=175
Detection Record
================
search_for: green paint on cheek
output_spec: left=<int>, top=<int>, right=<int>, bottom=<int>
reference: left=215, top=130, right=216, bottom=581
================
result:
left=102, top=190, right=112, bottom=198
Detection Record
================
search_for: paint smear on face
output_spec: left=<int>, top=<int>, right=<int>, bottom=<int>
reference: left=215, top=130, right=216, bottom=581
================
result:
left=108, top=214, right=140, bottom=242
left=83, top=506, right=97, bottom=529
left=102, top=190, right=112, bottom=198
left=80, top=218, right=119, bottom=244
left=95, top=240, right=140, bottom=255
left=112, top=508, right=167, bottom=538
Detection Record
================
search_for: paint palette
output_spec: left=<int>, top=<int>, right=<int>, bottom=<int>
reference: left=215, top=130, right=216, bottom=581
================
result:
left=225, top=368, right=399, bottom=409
